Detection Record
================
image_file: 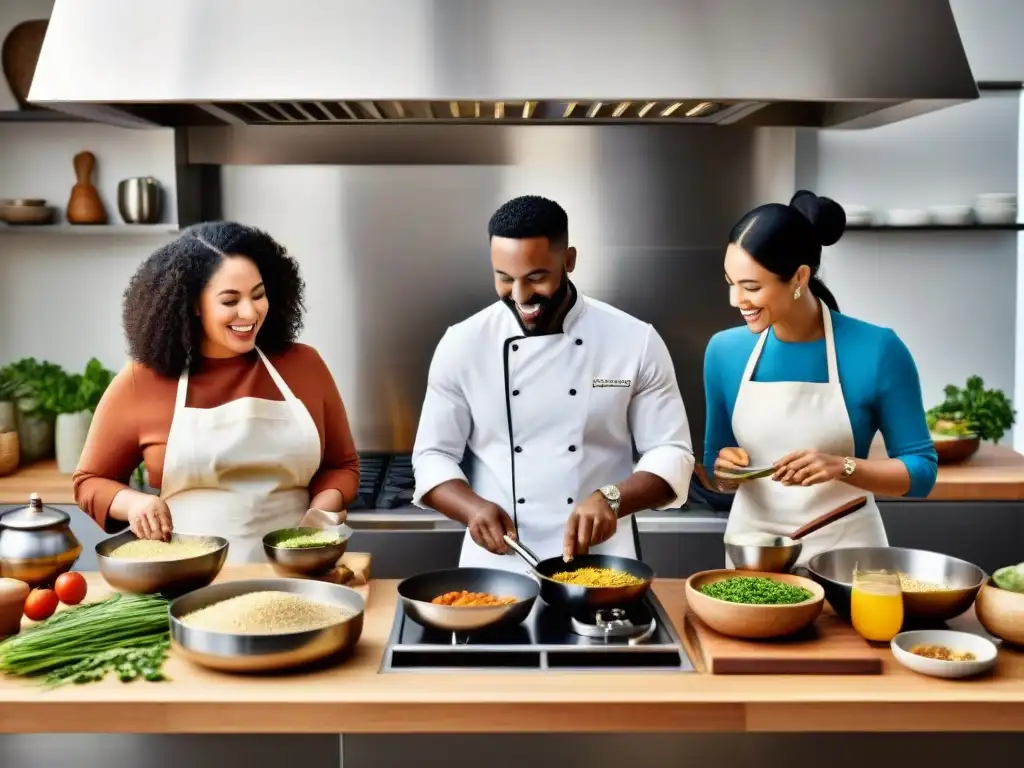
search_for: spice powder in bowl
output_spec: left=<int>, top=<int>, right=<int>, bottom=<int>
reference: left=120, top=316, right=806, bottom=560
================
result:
left=699, top=576, right=814, bottom=605
left=180, top=590, right=355, bottom=635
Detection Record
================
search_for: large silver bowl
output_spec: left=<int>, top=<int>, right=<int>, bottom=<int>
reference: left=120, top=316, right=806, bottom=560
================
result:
left=169, top=577, right=364, bottom=673
left=96, top=530, right=228, bottom=595
left=807, top=546, right=986, bottom=623
left=262, top=526, right=351, bottom=577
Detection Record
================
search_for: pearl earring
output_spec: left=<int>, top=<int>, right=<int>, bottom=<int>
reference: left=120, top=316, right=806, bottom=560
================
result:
left=793, top=287, right=801, bottom=300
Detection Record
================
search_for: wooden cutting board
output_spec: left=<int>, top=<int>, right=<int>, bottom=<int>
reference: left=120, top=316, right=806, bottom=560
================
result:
left=685, top=608, right=883, bottom=675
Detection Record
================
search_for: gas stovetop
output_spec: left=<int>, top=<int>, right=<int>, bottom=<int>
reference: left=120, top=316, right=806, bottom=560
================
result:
left=380, top=593, right=695, bottom=673
left=350, top=452, right=414, bottom=511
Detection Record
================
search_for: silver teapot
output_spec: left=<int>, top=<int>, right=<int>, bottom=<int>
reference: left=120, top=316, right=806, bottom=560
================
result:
left=0, top=493, right=82, bottom=588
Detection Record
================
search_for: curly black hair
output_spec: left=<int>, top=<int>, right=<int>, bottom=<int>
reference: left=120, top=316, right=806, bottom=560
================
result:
left=122, top=221, right=306, bottom=378
left=487, top=195, right=569, bottom=248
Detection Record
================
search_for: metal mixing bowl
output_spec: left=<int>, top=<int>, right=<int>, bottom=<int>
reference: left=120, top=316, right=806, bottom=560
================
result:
left=725, top=536, right=802, bottom=573
left=96, top=530, right=228, bottom=595
left=169, top=577, right=365, bottom=672
left=807, top=546, right=986, bottom=623
left=262, top=526, right=351, bottom=576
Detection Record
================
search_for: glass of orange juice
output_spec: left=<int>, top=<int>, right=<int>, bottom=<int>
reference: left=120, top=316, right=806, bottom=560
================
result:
left=850, top=566, right=904, bottom=642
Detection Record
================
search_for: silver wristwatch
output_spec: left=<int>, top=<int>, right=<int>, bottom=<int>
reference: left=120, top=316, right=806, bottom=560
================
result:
left=597, top=484, right=621, bottom=515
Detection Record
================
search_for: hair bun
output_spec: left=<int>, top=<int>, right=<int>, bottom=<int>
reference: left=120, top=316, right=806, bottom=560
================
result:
left=789, top=189, right=846, bottom=247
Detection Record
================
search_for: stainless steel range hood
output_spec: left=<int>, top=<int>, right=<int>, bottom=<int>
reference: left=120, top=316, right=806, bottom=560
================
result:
left=28, top=0, right=978, bottom=130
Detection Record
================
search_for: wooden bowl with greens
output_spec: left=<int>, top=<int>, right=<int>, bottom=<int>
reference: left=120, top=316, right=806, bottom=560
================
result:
left=685, top=569, right=824, bottom=640
left=926, top=376, right=1015, bottom=465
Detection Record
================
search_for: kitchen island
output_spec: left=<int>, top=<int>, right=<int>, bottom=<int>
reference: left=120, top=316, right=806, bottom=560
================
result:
left=0, top=567, right=1021, bottom=736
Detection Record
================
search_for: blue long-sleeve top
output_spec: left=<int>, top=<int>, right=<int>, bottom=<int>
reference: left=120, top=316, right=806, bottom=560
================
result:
left=702, top=310, right=938, bottom=498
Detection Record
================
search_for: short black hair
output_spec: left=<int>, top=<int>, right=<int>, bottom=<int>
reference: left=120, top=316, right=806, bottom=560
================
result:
left=729, top=190, right=846, bottom=312
left=487, top=195, right=569, bottom=248
left=122, top=221, right=305, bottom=378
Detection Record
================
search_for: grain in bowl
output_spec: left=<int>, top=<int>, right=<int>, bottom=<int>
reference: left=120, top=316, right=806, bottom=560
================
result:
left=179, top=590, right=356, bottom=635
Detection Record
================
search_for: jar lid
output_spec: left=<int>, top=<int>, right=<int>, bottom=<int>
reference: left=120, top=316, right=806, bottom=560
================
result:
left=0, top=493, right=70, bottom=530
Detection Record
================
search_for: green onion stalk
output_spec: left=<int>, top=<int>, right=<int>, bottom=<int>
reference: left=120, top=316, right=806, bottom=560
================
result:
left=0, top=593, right=172, bottom=687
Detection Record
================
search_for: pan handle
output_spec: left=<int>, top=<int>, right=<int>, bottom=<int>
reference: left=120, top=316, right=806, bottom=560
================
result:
left=789, top=496, right=868, bottom=541
left=503, top=535, right=541, bottom=569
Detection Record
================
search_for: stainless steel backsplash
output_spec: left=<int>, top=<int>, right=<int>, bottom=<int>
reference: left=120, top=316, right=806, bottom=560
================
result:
left=209, top=124, right=797, bottom=458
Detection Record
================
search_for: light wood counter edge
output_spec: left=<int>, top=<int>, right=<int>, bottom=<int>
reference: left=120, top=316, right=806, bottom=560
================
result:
left=0, top=576, right=1021, bottom=734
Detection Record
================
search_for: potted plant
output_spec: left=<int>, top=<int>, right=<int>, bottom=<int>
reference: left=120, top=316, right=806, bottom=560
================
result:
left=0, top=370, right=19, bottom=477
left=0, top=358, right=65, bottom=464
left=926, top=375, right=1016, bottom=464
left=52, top=358, right=115, bottom=474
left=0, top=368, right=19, bottom=434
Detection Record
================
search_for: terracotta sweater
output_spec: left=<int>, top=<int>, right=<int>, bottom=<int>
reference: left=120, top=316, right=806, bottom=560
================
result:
left=73, top=343, right=360, bottom=531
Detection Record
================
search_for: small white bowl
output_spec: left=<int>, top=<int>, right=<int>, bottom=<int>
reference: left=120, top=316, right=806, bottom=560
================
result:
left=928, top=205, right=973, bottom=226
left=885, top=208, right=930, bottom=227
left=891, top=629, right=997, bottom=679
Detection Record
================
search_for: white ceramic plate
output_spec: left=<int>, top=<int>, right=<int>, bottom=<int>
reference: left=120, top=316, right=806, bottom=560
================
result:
left=891, top=629, right=997, bottom=679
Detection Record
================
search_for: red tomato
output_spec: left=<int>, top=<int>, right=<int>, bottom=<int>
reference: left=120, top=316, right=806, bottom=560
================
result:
left=24, top=588, right=59, bottom=621
left=54, top=572, right=88, bottom=605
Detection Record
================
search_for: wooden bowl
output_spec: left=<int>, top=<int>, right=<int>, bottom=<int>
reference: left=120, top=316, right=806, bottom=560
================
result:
left=685, top=569, right=824, bottom=640
left=975, top=580, right=1024, bottom=647
left=932, top=435, right=980, bottom=465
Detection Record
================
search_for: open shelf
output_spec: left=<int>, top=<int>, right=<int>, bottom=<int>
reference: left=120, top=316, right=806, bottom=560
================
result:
left=847, top=223, right=1023, bottom=232
left=0, top=224, right=180, bottom=236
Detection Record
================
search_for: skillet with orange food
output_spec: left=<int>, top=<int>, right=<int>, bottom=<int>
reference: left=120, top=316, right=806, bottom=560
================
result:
left=397, top=567, right=540, bottom=633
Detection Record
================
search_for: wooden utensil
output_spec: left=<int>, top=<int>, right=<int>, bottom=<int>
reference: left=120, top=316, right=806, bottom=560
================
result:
left=789, top=496, right=869, bottom=541
left=2, top=19, right=47, bottom=107
left=66, top=151, right=108, bottom=224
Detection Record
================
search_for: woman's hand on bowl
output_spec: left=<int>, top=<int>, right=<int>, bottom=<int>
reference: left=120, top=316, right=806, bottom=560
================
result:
left=127, top=496, right=173, bottom=541
left=299, top=507, right=348, bottom=529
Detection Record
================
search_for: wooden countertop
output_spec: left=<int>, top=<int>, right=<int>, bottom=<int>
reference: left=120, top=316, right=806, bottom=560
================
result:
left=4, top=443, right=1024, bottom=505
left=0, top=566, right=1021, bottom=734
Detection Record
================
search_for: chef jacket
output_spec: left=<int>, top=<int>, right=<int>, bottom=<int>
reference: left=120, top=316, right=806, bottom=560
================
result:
left=412, top=286, right=695, bottom=571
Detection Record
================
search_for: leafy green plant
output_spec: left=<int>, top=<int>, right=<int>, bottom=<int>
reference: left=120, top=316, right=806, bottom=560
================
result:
left=926, top=375, right=1016, bottom=443
left=0, top=357, right=115, bottom=418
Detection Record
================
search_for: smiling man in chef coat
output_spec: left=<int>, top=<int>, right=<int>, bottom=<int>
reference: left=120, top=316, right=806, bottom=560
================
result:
left=412, top=195, right=695, bottom=571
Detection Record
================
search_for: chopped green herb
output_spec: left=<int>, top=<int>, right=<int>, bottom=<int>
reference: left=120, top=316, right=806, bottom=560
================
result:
left=699, top=576, right=813, bottom=605
left=273, top=530, right=343, bottom=549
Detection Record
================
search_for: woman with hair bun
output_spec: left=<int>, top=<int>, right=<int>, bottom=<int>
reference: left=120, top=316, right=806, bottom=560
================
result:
left=72, top=222, right=359, bottom=563
left=703, top=190, right=937, bottom=566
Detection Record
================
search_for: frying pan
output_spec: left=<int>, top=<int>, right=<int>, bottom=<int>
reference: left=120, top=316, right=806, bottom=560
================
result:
left=503, top=535, right=653, bottom=611
left=396, top=567, right=540, bottom=633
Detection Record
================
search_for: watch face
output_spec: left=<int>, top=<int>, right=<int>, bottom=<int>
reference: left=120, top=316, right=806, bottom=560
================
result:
left=602, top=485, right=621, bottom=501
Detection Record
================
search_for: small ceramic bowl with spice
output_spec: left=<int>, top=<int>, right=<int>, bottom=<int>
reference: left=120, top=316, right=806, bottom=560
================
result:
left=685, top=569, right=824, bottom=640
left=891, top=629, right=997, bottom=679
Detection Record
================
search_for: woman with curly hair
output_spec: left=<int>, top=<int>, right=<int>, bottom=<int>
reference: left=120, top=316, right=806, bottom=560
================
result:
left=73, top=222, right=360, bottom=563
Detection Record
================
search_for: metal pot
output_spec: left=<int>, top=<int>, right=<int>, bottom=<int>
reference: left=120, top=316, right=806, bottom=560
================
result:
left=117, top=177, right=162, bottom=224
left=0, top=493, right=82, bottom=587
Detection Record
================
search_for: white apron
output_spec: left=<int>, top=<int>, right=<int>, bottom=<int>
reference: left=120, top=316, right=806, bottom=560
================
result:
left=161, top=347, right=323, bottom=564
left=723, top=300, right=887, bottom=567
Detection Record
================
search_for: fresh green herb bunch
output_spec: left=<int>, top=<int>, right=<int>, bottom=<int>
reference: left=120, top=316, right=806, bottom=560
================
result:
left=0, top=593, right=171, bottom=688
left=926, top=375, right=1016, bottom=443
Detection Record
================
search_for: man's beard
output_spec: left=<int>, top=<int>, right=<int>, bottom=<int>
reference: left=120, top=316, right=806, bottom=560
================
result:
left=503, top=274, right=571, bottom=336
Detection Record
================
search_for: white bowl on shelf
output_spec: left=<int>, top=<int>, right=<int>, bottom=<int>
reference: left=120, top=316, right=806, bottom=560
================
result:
left=974, top=193, right=1017, bottom=225
left=844, top=205, right=873, bottom=227
left=928, top=205, right=974, bottom=226
left=884, top=209, right=930, bottom=227
left=891, top=629, right=997, bottom=679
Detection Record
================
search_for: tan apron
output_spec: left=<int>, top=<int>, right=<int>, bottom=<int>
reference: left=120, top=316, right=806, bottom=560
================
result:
left=161, top=347, right=323, bottom=564
left=723, top=300, right=887, bottom=567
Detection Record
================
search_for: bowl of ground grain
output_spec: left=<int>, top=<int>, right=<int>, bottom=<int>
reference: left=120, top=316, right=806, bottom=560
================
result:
left=685, top=569, right=825, bottom=639
left=169, top=577, right=365, bottom=672
left=262, top=525, right=352, bottom=577
left=807, top=547, right=985, bottom=623
left=96, top=530, right=228, bottom=595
